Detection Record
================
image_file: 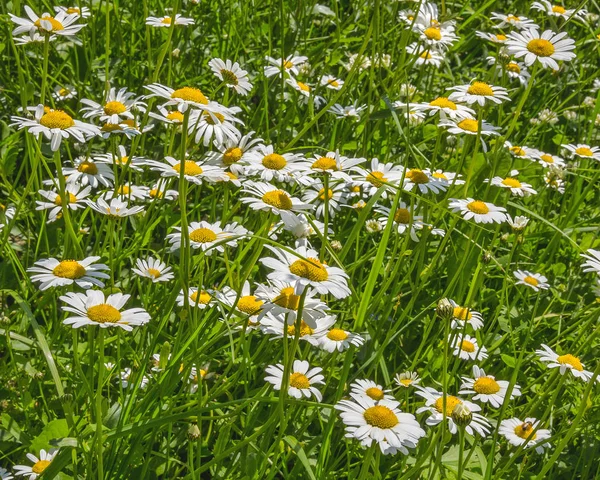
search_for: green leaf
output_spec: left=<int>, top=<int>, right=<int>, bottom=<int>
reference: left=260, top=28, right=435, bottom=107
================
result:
left=30, top=419, right=70, bottom=452
left=283, top=436, right=317, bottom=480
left=501, top=354, right=516, bottom=368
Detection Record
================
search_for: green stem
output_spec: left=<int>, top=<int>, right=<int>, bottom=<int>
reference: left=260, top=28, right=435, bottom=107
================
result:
left=95, top=328, right=105, bottom=480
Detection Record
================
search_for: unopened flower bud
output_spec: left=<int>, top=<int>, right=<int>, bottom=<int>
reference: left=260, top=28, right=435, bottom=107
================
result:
left=436, top=298, right=454, bottom=320
left=172, top=48, right=181, bottom=58
left=330, top=240, right=342, bottom=252
left=188, top=423, right=201, bottom=441
left=451, top=403, right=472, bottom=427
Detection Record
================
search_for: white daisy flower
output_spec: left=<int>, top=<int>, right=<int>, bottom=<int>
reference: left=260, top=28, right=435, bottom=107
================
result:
left=260, top=313, right=335, bottom=345
left=319, top=327, right=364, bottom=352
left=305, top=151, right=365, bottom=181
left=285, top=78, right=326, bottom=108
left=36, top=184, right=90, bottom=222
left=403, top=168, right=447, bottom=194
left=535, top=151, right=565, bottom=168
left=335, top=393, right=426, bottom=455
left=504, top=141, right=540, bottom=161
left=13, top=30, right=50, bottom=45
left=350, top=158, right=405, bottom=198
left=439, top=118, right=500, bottom=150
left=514, top=270, right=549, bottom=291
left=204, top=131, right=263, bottom=174
left=448, top=81, right=510, bottom=106
left=459, top=366, right=521, bottom=408
left=167, top=220, right=247, bottom=254
left=506, top=29, right=576, bottom=70
left=103, top=183, right=150, bottom=202
left=301, top=181, right=344, bottom=219
left=144, top=83, right=209, bottom=112
left=490, top=59, right=532, bottom=86
left=475, top=31, right=509, bottom=44
left=450, top=334, right=488, bottom=361
left=581, top=249, right=600, bottom=276
left=13, top=448, right=58, bottom=479
left=561, top=143, right=600, bottom=161
left=394, top=371, right=421, bottom=388
left=148, top=106, right=186, bottom=125
left=499, top=418, right=552, bottom=454
left=147, top=182, right=179, bottom=201
left=375, top=203, right=425, bottom=243
left=176, top=288, right=216, bottom=309
left=144, top=156, right=228, bottom=184
left=245, top=144, right=308, bottom=183
left=208, top=58, right=253, bottom=95
left=9, top=6, right=84, bottom=38
left=59, top=290, right=151, bottom=330
left=145, top=14, right=194, bottom=27
left=53, top=85, right=77, bottom=101
left=87, top=196, right=145, bottom=217
left=11, top=105, right=100, bottom=151
left=448, top=299, right=484, bottom=330
left=276, top=213, right=329, bottom=246
left=54, top=6, right=92, bottom=18
left=64, top=157, right=115, bottom=188
left=490, top=172, right=537, bottom=196
left=264, top=55, right=308, bottom=78
left=260, top=244, right=351, bottom=299
left=417, top=25, right=458, bottom=49
left=28, top=257, right=109, bottom=290
left=119, top=368, right=150, bottom=390
left=240, top=181, right=313, bottom=216
left=0, top=466, right=13, bottom=480
left=507, top=215, right=530, bottom=231
left=412, top=97, right=475, bottom=120
left=531, top=1, right=586, bottom=20
left=188, top=365, right=210, bottom=393
left=448, top=198, right=507, bottom=224
left=536, top=344, right=595, bottom=382
left=320, top=75, right=344, bottom=90
left=328, top=102, right=366, bottom=120
left=94, top=145, right=148, bottom=172
left=431, top=169, right=465, bottom=185
left=217, top=282, right=264, bottom=325
left=132, top=257, right=174, bottom=283
left=99, top=118, right=147, bottom=139
left=265, top=360, right=324, bottom=401
left=187, top=102, right=243, bottom=146
left=406, top=43, right=445, bottom=67
left=80, top=87, right=146, bottom=124
left=350, top=379, right=395, bottom=402
left=490, top=12, right=536, bottom=29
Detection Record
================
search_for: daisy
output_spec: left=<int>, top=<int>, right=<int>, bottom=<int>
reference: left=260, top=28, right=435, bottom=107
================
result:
left=36, top=182, right=90, bottom=222
left=99, top=118, right=147, bottom=139
left=148, top=182, right=179, bottom=201
left=350, top=158, right=405, bottom=198
left=581, top=249, right=600, bottom=276
left=10, top=6, right=84, bottom=37
left=208, top=58, right=253, bottom=95
left=245, top=144, right=307, bottom=183
left=264, top=55, right=308, bottom=78
left=504, top=141, right=540, bottom=161
left=301, top=181, right=345, bottom=219
left=319, top=327, right=364, bottom=352
left=450, top=334, right=488, bottom=361
left=187, top=104, right=243, bottom=147
left=431, top=169, right=465, bottom=186
left=394, top=372, right=421, bottom=389
left=403, top=168, right=447, bottom=194
left=448, top=81, right=510, bottom=106
left=506, top=29, right=576, bottom=70
left=93, top=145, right=148, bottom=172
left=448, top=198, right=507, bottom=224
left=498, top=60, right=531, bottom=86
left=87, top=196, right=145, bottom=217
left=459, top=366, right=521, bottom=408
left=507, top=215, right=530, bottom=231
left=80, top=87, right=146, bottom=124
left=305, top=151, right=365, bottom=181
left=13, top=31, right=49, bottom=45
left=11, top=105, right=100, bottom=151
left=144, top=83, right=209, bottom=112
left=490, top=12, right=536, bottom=29
left=417, top=25, right=458, bottom=49
left=514, top=270, right=549, bottom=291
left=0, top=467, right=13, bottom=480
left=412, top=97, right=475, bottom=120
left=490, top=172, right=537, bottom=196
left=28, top=257, right=109, bottom=290
left=177, top=288, right=216, bottom=309
left=328, top=103, right=366, bottom=120
left=320, top=75, right=344, bottom=90
left=13, top=448, right=58, bottom=479
left=145, top=14, right=194, bottom=27
left=217, top=282, right=264, bottom=322
left=132, top=257, right=174, bottom=283
left=535, top=151, right=565, bottom=168
left=350, top=379, right=394, bottom=402
left=537, top=344, right=596, bottom=381
left=439, top=118, right=500, bottom=146
left=54, top=6, right=92, bottom=18
left=205, top=131, right=263, bottom=175
left=104, top=183, right=150, bottom=202
left=167, top=220, right=247, bottom=254
left=475, top=31, right=509, bottom=44
left=277, top=212, right=328, bottom=245
left=375, top=203, right=425, bottom=242
left=448, top=299, right=484, bottom=330
left=260, top=244, right=351, bottom=298
left=561, top=143, right=600, bottom=161
left=260, top=313, right=335, bottom=345
left=285, top=78, right=326, bottom=108
left=64, top=157, right=115, bottom=188
left=335, top=393, right=426, bottom=455
left=119, top=368, right=150, bottom=390
left=60, top=290, right=151, bottom=330
left=416, top=387, right=491, bottom=436
left=144, top=156, right=228, bottom=184
left=148, top=106, right=186, bottom=125
left=499, top=418, right=552, bottom=454
left=188, top=365, right=210, bottom=393
left=406, top=43, right=444, bottom=67
left=53, top=85, right=77, bottom=101
left=240, top=181, right=313, bottom=216
left=531, top=1, right=587, bottom=21
left=265, top=360, right=324, bottom=401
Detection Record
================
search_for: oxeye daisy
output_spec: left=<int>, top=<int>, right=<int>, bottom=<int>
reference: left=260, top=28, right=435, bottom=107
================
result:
left=144, top=83, right=209, bottom=112
left=416, top=387, right=491, bottom=436
left=350, top=158, right=405, bottom=198
left=320, top=75, right=344, bottom=90
left=265, top=360, right=324, bottom=401
left=132, top=257, right=174, bottom=283
left=147, top=182, right=179, bottom=201
left=64, top=157, right=115, bottom=188
left=536, top=344, right=596, bottom=382
left=319, top=327, right=364, bottom=352
left=11, top=105, right=100, bottom=151
left=13, top=31, right=49, bottom=45
left=53, top=85, right=77, bottom=101
left=177, top=288, right=217, bottom=310
left=167, top=220, right=247, bottom=254
left=245, top=144, right=307, bottom=183
left=149, top=106, right=186, bottom=125
left=335, top=393, right=426, bottom=455
left=403, top=168, right=447, bottom=194
left=448, top=299, right=484, bottom=330
left=581, top=249, right=600, bottom=276
left=36, top=184, right=90, bottom=222
left=431, top=169, right=465, bottom=185
left=80, top=87, right=146, bottom=124
left=448, top=198, right=507, bottom=224
left=488, top=58, right=531, bottom=85
left=13, top=448, right=58, bottom=479
left=417, top=25, right=458, bottom=49
left=561, top=143, right=600, bottom=161
left=504, top=141, right=540, bottom=161
left=145, top=14, right=194, bottom=27
left=439, top=118, right=500, bottom=150
left=506, top=29, right=576, bottom=70
left=475, top=31, right=509, bottom=44
left=406, top=43, right=445, bottom=67
left=240, top=181, right=313, bottom=216
left=54, top=6, right=92, bottom=18
left=260, top=245, right=351, bottom=298
left=144, top=156, right=228, bottom=184
left=104, top=183, right=150, bottom=202
left=301, top=181, right=344, bottom=219
left=328, top=102, right=366, bottom=120
left=507, top=215, right=530, bottom=231
left=450, top=334, right=488, bottom=361
left=217, top=282, right=264, bottom=324
left=305, top=151, right=365, bottom=181
left=188, top=365, right=211, bottom=393
left=514, top=270, right=549, bottom=291
left=375, top=203, right=425, bottom=242
left=413, top=97, right=476, bottom=120
left=350, top=379, right=394, bottom=402
left=448, top=81, right=510, bottom=106
left=459, top=366, right=521, bottom=408
left=9, top=6, right=85, bottom=38
left=0, top=466, right=13, bottom=480
left=119, top=368, right=150, bottom=390
left=499, top=418, right=552, bottom=454
left=260, top=313, right=335, bottom=345
left=490, top=12, right=535, bottom=29
left=531, top=1, right=586, bottom=20
left=490, top=171, right=537, bottom=196
left=276, top=213, right=328, bottom=245
left=535, top=151, right=565, bottom=168
left=187, top=103, right=243, bottom=147
left=394, top=371, right=421, bottom=389
left=60, top=290, right=151, bottom=330
left=93, top=145, right=148, bottom=173
left=208, top=58, right=253, bottom=95
left=264, top=54, right=308, bottom=78
left=285, top=78, right=326, bottom=108
left=99, top=118, right=147, bottom=138
left=87, top=196, right=145, bottom=217
left=28, top=257, right=109, bottom=290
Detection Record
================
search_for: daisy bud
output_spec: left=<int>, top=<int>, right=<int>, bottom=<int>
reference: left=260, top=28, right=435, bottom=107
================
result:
left=172, top=48, right=181, bottom=58
left=0, top=314, right=10, bottom=325
left=330, top=240, right=342, bottom=252
left=452, top=403, right=472, bottom=427
left=34, top=371, right=45, bottom=380
left=60, top=393, right=73, bottom=405
left=366, top=219, right=382, bottom=233
left=187, top=422, right=201, bottom=441
left=481, top=251, right=492, bottom=264
left=501, top=233, right=510, bottom=242
left=436, top=298, right=454, bottom=320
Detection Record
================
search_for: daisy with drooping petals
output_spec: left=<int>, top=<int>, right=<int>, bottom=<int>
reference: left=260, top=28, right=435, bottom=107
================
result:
left=264, top=55, right=308, bottom=78
left=328, top=102, right=366, bottom=120
left=320, top=75, right=344, bottom=90
left=536, top=344, right=596, bottom=382
left=208, top=58, right=253, bottom=95
left=514, top=270, right=549, bottom=291
left=145, top=14, right=194, bottom=27
left=350, top=379, right=394, bottom=402
left=167, top=221, right=247, bottom=254
left=241, top=181, right=313, bottom=216
left=490, top=12, right=535, bottom=29
left=507, top=215, right=530, bottom=231
left=265, top=360, right=324, bottom=401
left=413, top=97, right=475, bottom=120
left=395, top=371, right=421, bottom=389
left=260, top=244, right=351, bottom=298
left=187, top=103, right=243, bottom=147
left=87, top=197, right=145, bottom=217
left=448, top=198, right=507, bottom=224
left=581, top=249, right=600, bottom=276
left=319, top=327, right=364, bottom=352
left=260, top=313, right=335, bottom=345
left=11, top=105, right=100, bottom=151
left=9, top=6, right=84, bottom=38
left=459, top=366, right=521, bottom=408
left=80, top=87, right=146, bottom=124
left=13, top=448, right=58, bottom=479
left=531, top=1, right=587, bottom=21
left=54, top=6, right=92, bottom=18
left=506, top=29, right=576, bottom=70
left=448, top=299, right=484, bottom=331
left=28, top=257, right=109, bottom=290
left=93, top=145, right=149, bottom=173
left=60, top=290, right=151, bottom=330
left=406, top=43, right=445, bottom=67
left=562, top=143, right=600, bottom=161
left=490, top=171, right=537, bottom=196
left=36, top=184, right=91, bottom=222
left=450, top=334, right=488, bottom=361
left=53, top=85, right=77, bottom=101
left=144, top=84, right=209, bottom=112
left=64, top=157, right=115, bottom=188
left=177, top=288, right=216, bottom=309
left=132, top=257, right=174, bottom=283
left=499, top=418, right=552, bottom=454
left=350, top=158, right=405, bottom=198
left=335, top=393, right=426, bottom=455
left=448, top=81, right=510, bottom=106
left=144, top=156, right=228, bottom=184
left=403, top=168, right=447, bottom=194
left=375, top=203, right=425, bottom=242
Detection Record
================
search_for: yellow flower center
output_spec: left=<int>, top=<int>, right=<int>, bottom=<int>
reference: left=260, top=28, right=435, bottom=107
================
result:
left=507, top=62, right=521, bottom=73
left=147, top=268, right=161, bottom=278
left=326, top=328, right=348, bottom=341
left=273, top=286, right=301, bottom=310
left=32, top=460, right=52, bottom=474
left=190, top=290, right=211, bottom=304
left=35, top=15, right=64, bottom=31
left=467, top=81, right=494, bottom=96
left=461, top=340, right=475, bottom=352
left=453, top=306, right=473, bottom=321
left=557, top=354, right=583, bottom=371
left=220, top=69, right=239, bottom=85
left=262, top=153, right=287, bottom=170
left=166, top=111, right=184, bottom=122
left=540, top=154, right=554, bottom=164
left=318, top=188, right=333, bottom=201
left=552, top=5, right=566, bottom=14
left=575, top=147, right=593, bottom=157
left=78, top=160, right=98, bottom=174
left=312, top=157, right=338, bottom=171
left=502, top=177, right=522, bottom=188
left=149, top=188, right=163, bottom=198
left=172, top=161, right=203, bottom=176
left=59, top=87, right=70, bottom=96
left=420, top=51, right=433, bottom=59
left=161, top=16, right=172, bottom=25
left=523, top=276, right=539, bottom=286
left=399, top=378, right=414, bottom=387
left=406, top=168, right=429, bottom=184
left=434, top=395, right=462, bottom=416
left=237, top=295, right=263, bottom=315
left=171, top=87, right=208, bottom=105
left=104, top=101, right=127, bottom=115
left=365, top=387, right=385, bottom=400
left=363, top=405, right=399, bottom=429
left=457, top=119, right=479, bottom=132
left=203, top=111, right=225, bottom=125
left=514, top=422, right=537, bottom=440
left=496, top=34, right=507, bottom=41
left=289, top=258, right=329, bottom=282
left=429, top=97, right=457, bottom=110
left=261, top=190, right=292, bottom=210
left=289, top=372, right=310, bottom=389
left=40, top=110, right=75, bottom=129
left=283, top=60, right=294, bottom=69
left=223, top=147, right=243, bottom=165
left=118, top=185, right=131, bottom=195
left=297, top=82, right=310, bottom=92
left=466, top=200, right=489, bottom=214
left=510, top=146, right=526, bottom=156
left=366, top=171, right=387, bottom=187
left=226, top=172, right=238, bottom=180
left=87, top=304, right=122, bottom=323
left=189, top=227, right=217, bottom=243
left=394, top=208, right=411, bottom=224
left=67, top=7, right=81, bottom=14
left=423, top=27, right=442, bottom=41
left=432, top=171, right=448, bottom=180
left=53, top=260, right=86, bottom=279
left=54, top=193, right=78, bottom=206
left=287, top=320, right=314, bottom=337
left=527, top=39, right=555, bottom=57
left=507, top=15, right=520, bottom=21
left=473, top=377, right=500, bottom=394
